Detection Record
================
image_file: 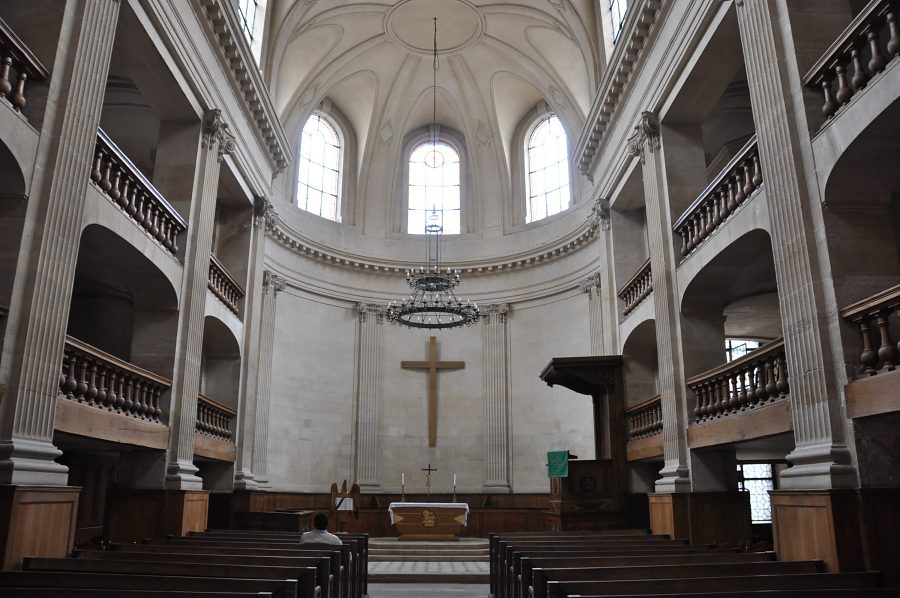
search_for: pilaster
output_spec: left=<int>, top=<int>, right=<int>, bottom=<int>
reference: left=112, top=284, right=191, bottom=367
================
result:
left=233, top=198, right=275, bottom=490
left=735, top=1, right=855, bottom=489
left=353, top=302, right=384, bottom=490
left=627, top=112, right=691, bottom=493
left=482, top=303, right=511, bottom=491
left=251, top=269, right=286, bottom=487
left=165, top=109, right=235, bottom=490
left=579, top=273, right=604, bottom=354
left=0, top=0, right=120, bottom=484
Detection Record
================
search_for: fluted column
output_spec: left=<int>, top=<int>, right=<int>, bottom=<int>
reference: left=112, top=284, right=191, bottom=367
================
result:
left=628, top=112, right=691, bottom=493
left=165, top=109, right=236, bottom=489
left=353, top=302, right=384, bottom=490
left=251, top=269, right=286, bottom=487
left=233, top=199, right=276, bottom=490
left=0, top=0, right=120, bottom=485
left=482, top=303, right=511, bottom=491
left=735, top=1, right=855, bottom=489
left=579, top=273, right=604, bottom=354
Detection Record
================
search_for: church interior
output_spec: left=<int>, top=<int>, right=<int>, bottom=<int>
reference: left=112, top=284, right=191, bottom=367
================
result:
left=0, top=0, right=899, bottom=595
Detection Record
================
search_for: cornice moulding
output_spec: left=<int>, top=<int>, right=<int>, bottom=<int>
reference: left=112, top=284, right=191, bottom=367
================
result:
left=198, top=0, right=292, bottom=173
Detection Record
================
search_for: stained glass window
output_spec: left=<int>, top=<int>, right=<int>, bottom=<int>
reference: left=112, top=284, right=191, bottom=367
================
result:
left=609, top=0, right=629, bottom=43
left=737, top=463, right=774, bottom=524
left=297, top=114, right=341, bottom=221
left=526, top=115, right=570, bottom=223
left=408, top=141, right=461, bottom=235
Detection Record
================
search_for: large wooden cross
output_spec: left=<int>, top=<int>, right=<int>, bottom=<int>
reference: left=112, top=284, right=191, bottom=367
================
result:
left=401, top=336, right=465, bottom=447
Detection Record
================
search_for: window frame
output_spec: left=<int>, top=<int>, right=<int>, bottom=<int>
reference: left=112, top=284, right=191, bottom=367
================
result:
left=524, top=113, right=572, bottom=225
left=294, top=110, right=345, bottom=223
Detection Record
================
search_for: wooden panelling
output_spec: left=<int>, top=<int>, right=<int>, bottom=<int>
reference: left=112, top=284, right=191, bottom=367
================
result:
left=687, top=398, right=792, bottom=449
left=0, top=485, right=80, bottom=570
left=626, top=434, right=664, bottom=461
left=857, top=488, right=900, bottom=586
left=53, top=397, right=169, bottom=450
left=105, top=489, right=208, bottom=543
left=193, top=433, right=236, bottom=462
left=649, top=492, right=751, bottom=546
left=59, top=454, right=115, bottom=545
left=845, top=368, right=900, bottom=419
left=771, top=490, right=864, bottom=573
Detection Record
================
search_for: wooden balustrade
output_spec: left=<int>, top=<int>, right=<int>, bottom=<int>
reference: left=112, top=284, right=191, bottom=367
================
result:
left=89, top=129, right=187, bottom=256
left=617, top=258, right=652, bottom=316
left=195, top=394, right=236, bottom=442
left=59, top=336, right=168, bottom=423
left=673, top=136, right=763, bottom=259
left=840, top=283, right=900, bottom=376
left=0, top=16, right=49, bottom=114
left=625, top=394, right=662, bottom=441
left=689, top=338, right=789, bottom=422
left=803, top=0, right=900, bottom=121
left=208, top=254, right=244, bottom=315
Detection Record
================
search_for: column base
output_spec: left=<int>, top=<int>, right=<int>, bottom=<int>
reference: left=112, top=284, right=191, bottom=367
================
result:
left=232, top=470, right=258, bottom=491
left=164, top=460, right=204, bottom=490
left=654, top=462, right=691, bottom=493
left=648, top=492, right=751, bottom=546
left=482, top=481, right=511, bottom=493
left=105, top=488, right=209, bottom=543
left=0, top=438, right=69, bottom=485
left=780, top=443, right=857, bottom=489
left=0, top=485, right=80, bottom=570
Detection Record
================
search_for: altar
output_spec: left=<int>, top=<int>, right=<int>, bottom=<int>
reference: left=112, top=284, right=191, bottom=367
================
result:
left=388, top=502, right=469, bottom=540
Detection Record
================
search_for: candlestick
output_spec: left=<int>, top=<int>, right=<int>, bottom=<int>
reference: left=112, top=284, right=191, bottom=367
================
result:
left=401, top=472, right=405, bottom=485
left=453, top=473, right=457, bottom=486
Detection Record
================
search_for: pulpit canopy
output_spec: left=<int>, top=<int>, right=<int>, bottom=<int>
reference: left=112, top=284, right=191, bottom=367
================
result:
left=539, top=356, right=623, bottom=396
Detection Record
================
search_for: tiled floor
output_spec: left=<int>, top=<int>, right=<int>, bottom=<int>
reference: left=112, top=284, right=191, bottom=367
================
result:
left=368, top=561, right=489, bottom=575
left=368, top=583, right=489, bottom=597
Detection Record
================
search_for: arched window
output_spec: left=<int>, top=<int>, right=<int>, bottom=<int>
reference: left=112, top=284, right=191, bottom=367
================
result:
left=526, top=115, right=570, bottom=223
left=408, top=141, right=461, bottom=234
left=297, top=113, right=342, bottom=221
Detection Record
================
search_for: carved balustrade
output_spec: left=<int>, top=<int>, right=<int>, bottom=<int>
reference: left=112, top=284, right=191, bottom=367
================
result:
left=617, top=258, right=652, bottom=316
left=90, top=129, right=187, bottom=256
left=689, top=338, right=789, bottom=422
left=674, top=136, right=763, bottom=259
left=840, top=283, right=900, bottom=376
left=804, top=0, right=900, bottom=121
left=59, top=336, right=168, bottom=422
left=196, top=394, right=236, bottom=442
left=208, top=255, right=244, bottom=315
left=625, top=395, right=662, bottom=441
left=0, top=17, right=49, bottom=115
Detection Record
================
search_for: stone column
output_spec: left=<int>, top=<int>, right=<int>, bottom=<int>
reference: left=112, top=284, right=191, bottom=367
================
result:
left=482, top=303, right=511, bottom=491
left=251, top=269, right=286, bottom=487
left=579, top=272, right=604, bottom=354
left=735, top=1, right=855, bottom=489
left=0, top=0, right=121, bottom=485
left=627, top=112, right=691, bottom=493
left=165, top=109, right=236, bottom=489
left=353, top=302, right=384, bottom=490
left=233, top=199, right=276, bottom=490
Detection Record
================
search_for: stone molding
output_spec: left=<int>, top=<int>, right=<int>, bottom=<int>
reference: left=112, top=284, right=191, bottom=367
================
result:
left=202, top=108, right=236, bottom=162
left=627, top=111, right=661, bottom=164
left=574, top=0, right=663, bottom=176
left=196, top=0, right=291, bottom=172
left=265, top=215, right=598, bottom=276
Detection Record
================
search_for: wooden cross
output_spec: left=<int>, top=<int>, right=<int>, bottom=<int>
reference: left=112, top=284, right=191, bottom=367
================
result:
left=402, top=336, right=465, bottom=446
left=421, top=463, right=438, bottom=494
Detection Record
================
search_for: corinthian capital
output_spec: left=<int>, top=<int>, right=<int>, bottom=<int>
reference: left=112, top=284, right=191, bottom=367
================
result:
left=254, top=197, right=277, bottom=228
left=579, top=272, right=602, bottom=294
left=203, top=108, right=236, bottom=162
left=626, top=111, right=660, bottom=164
left=482, top=303, right=510, bottom=324
left=263, top=269, right=287, bottom=294
left=588, top=197, right=610, bottom=232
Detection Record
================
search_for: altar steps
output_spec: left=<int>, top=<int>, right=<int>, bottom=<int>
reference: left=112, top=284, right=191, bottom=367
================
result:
left=367, top=538, right=489, bottom=583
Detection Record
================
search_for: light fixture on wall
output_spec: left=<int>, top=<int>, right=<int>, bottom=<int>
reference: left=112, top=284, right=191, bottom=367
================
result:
left=385, top=18, right=480, bottom=330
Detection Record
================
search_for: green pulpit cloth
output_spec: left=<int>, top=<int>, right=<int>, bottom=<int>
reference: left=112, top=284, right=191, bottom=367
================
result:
left=547, top=450, right=569, bottom=478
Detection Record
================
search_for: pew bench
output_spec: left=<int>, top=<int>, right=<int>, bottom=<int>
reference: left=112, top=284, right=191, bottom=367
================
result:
left=0, top=590, right=274, bottom=597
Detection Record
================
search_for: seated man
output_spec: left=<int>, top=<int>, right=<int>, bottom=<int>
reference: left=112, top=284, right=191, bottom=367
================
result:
left=300, top=512, right=344, bottom=545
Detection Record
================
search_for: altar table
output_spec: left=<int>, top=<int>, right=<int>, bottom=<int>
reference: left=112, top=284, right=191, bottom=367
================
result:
left=388, top=502, right=469, bottom=540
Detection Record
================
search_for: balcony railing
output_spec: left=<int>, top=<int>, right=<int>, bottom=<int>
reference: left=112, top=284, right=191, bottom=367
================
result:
left=626, top=395, right=662, bottom=441
left=840, top=283, right=900, bottom=376
left=618, top=258, right=652, bottom=317
left=689, top=338, right=789, bottom=422
left=803, top=0, right=900, bottom=121
left=673, top=136, right=763, bottom=260
left=59, top=336, right=168, bottom=423
left=0, top=16, right=49, bottom=115
left=90, top=129, right=187, bottom=256
left=196, top=394, right=235, bottom=442
left=208, top=255, right=244, bottom=315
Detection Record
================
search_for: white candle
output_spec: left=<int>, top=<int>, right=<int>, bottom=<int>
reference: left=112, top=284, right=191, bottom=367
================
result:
left=401, top=472, right=405, bottom=485
left=453, top=474, right=457, bottom=486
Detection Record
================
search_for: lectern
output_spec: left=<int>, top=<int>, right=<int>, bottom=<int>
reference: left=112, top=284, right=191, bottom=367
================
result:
left=540, top=356, right=628, bottom=530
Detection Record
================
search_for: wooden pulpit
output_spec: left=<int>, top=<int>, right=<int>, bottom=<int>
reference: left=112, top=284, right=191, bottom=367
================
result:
left=540, top=356, right=628, bottom=530
left=329, top=480, right=360, bottom=532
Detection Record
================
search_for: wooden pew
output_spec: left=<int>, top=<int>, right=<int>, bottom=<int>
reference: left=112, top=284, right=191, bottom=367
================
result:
left=544, top=572, right=884, bottom=598
left=530, top=561, right=823, bottom=598
left=0, top=590, right=273, bottom=597
left=569, top=591, right=900, bottom=597
left=0, top=571, right=297, bottom=598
